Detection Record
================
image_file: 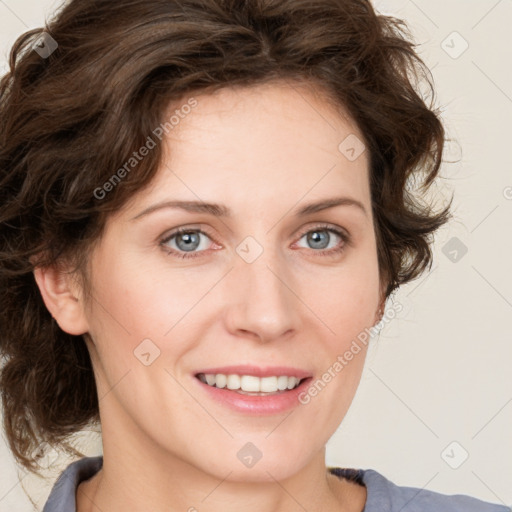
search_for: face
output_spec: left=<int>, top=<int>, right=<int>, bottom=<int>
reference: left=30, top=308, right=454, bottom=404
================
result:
left=76, top=82, right=382, bottom=482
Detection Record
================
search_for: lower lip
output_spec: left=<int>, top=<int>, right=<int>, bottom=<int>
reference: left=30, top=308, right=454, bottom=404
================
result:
left=194, top=376, right=312, bottom=415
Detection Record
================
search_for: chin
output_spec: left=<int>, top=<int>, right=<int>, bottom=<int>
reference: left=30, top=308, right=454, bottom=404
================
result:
left=197, top=441, right=315, bottom=483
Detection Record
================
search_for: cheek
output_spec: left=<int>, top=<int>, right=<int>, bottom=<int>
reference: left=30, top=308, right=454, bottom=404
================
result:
left=86, top=249, right=189, bottom=339
left=83, top=248, right=219, bottom=388
left=315, top=254, right=380, bottom=340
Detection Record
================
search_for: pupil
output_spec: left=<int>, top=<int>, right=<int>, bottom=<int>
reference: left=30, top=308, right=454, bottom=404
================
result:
left=177, top=232, right=200, bottom=252
left=308, top=230, right=329, bottom=249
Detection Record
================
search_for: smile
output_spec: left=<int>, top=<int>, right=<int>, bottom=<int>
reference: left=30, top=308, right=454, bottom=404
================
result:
left=193, top=366, right=313, bottom=415
left=196, top=373, right=303, bottom=395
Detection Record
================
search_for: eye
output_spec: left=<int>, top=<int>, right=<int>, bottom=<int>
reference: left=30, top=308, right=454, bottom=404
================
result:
left=160, top=228, right=216, bottom=259
left=160, top=224, right=350, bottom=260
left=294, top=224, right=350, bottom=256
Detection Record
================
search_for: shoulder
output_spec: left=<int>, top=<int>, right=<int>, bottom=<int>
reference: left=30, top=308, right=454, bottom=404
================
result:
left=329, top=467, right=510, bottom=512
left=43, top=456, right=103, bottom=512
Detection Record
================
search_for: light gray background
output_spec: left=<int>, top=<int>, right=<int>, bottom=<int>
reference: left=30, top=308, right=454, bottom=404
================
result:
left=1, top=0, right=511, bottom=510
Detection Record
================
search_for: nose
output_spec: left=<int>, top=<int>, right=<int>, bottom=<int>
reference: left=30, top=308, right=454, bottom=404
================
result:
left=223, top=245, right=301, bottom=344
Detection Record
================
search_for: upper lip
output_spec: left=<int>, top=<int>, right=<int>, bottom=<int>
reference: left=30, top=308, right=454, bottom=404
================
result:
left=194, top=365, right=312, bottom=379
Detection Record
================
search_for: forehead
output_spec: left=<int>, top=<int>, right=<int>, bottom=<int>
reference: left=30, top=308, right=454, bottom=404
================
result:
left=121, top=81, right=371, bottom=218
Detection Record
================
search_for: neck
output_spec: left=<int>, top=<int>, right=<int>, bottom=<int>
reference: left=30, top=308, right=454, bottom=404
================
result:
left=77, top=440, right=365, bottom=512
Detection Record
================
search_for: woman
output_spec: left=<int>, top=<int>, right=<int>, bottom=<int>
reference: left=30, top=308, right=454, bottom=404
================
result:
left=0, top=1, right=507, bottom=511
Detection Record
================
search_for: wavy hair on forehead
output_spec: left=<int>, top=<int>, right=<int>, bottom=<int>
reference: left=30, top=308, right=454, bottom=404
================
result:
left=0, top=0, right=450, bottom=473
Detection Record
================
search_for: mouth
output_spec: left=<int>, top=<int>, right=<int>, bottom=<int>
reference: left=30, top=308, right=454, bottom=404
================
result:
left=192, top=366, right=313, bottom=415
left=195, top=373, right=305, bottom=396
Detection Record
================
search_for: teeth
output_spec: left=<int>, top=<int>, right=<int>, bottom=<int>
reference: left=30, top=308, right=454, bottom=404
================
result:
left=226, top=374, right=240, bottom=390
left=215, top=374, right=227, bottom=389
left=277, top=375, right=289, bottom=390
left=198, top=373, right=302, bottom=392
left=260, top=376, right=277, bottom=392
left=240, top=375, right=260, bottom=392
left=287, top=377, right=297, bottom=390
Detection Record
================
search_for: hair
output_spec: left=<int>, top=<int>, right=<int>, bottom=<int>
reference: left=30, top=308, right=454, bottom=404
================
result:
left=0, top=0, right=450, bottom=473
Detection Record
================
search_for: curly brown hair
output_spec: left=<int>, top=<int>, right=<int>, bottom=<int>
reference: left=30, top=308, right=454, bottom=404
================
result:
left=0, top=0, right=450, bottom=473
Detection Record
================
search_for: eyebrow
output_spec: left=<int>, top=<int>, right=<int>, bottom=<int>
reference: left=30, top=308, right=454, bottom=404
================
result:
left=130, top=196, right=368, bottom=221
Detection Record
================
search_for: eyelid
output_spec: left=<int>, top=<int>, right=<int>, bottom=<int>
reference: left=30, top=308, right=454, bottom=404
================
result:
left=295, top=222, right=350, bottom=241
left=159, top=225, right=220, bottom=251
left=159, top=222, right=348, bottom=244
left=292, top=222, right=351, bottom=254
left=160, top=223, right=216, bottom=241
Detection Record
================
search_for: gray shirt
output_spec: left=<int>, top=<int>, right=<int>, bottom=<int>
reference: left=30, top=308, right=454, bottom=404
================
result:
left=42, top=456, right=510, bottom=512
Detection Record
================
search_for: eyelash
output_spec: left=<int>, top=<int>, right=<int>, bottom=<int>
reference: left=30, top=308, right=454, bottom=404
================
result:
left=159, top=224, right=351, bottom=260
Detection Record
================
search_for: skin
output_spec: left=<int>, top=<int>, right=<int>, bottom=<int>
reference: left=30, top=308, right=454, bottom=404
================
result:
left=35, top=81, right=385, bottom=512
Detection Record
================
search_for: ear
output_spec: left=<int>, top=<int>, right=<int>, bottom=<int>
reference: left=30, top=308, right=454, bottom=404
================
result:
left=33, top=264, right=89, bottom=336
